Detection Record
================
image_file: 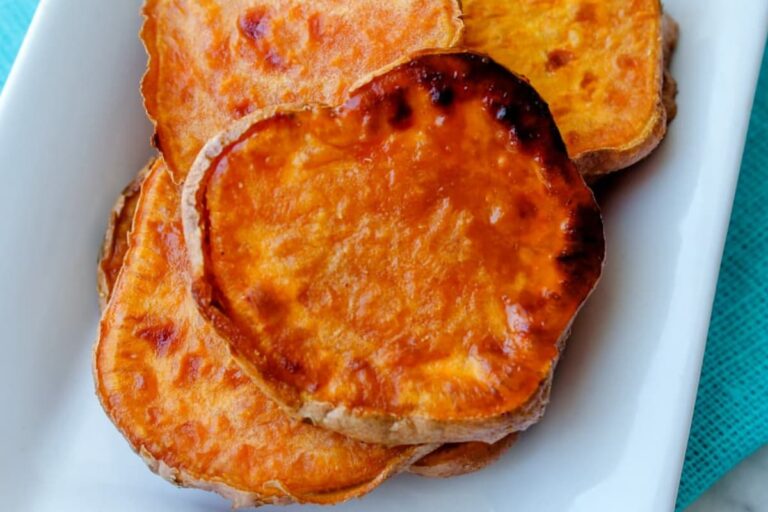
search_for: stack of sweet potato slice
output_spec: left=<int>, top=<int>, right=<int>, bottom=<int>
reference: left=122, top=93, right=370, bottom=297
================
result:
left=93, top=0, right=676, bottom=506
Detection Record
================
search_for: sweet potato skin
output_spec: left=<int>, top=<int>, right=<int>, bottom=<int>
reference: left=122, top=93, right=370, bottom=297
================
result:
left=183, top=52, right=604, bottom=446
left=141, top=0, right=463, bottom=181
left=462, top=0, right=676, bottom=176
left=93, top=161, right=433, bottom=507
left=409, top=434, right=518, bottom=478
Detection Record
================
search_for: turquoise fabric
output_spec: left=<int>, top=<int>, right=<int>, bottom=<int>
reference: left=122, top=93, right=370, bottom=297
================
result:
left=0, top=2, right=766, bottom=509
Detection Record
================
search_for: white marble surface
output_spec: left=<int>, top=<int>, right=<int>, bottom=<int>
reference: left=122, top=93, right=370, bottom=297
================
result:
left=688, top=444, right=768, bottom=511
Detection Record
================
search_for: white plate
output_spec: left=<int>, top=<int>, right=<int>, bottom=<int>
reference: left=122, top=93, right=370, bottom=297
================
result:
left=0, top=1, right=766, bottom=511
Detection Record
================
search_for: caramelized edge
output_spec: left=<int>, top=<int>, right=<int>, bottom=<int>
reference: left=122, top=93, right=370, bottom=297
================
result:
left=182, top=51, right=604, bottom=446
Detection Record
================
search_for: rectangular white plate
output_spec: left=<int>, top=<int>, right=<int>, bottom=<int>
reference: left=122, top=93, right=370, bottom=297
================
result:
left=1, top=1, right=766, bottom=511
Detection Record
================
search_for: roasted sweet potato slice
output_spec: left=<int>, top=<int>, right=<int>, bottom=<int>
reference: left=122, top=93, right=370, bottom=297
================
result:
left=95, top=161, right=518, bottom=480
left=409, top=434, right=518, bottom=478
left=183, top=52, right=605, bottom=446
left=462, top=0, right=677, bottom=176
left=141, top=0, right=463, bottom=181
left=94, top=160, right=435, bottom=507
left=97, top=160, right=153, bottom=309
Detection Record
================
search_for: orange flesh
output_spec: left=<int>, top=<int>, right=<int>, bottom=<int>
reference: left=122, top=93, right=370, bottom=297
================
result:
left=462, top=0, right=663, bottom=160
left=94, top=161, right=416, bottom=502
left=192, top=54, right=604, bottom=422
left=141, top=0, right=462, bottom=181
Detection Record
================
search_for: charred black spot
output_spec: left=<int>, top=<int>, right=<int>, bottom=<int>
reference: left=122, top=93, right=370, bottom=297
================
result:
left=488, top=92, right=570, bottom=166
left=409, top=52, right=574, bottom=175
left=151, top=132, right=163, bottom=151
left=430, top=85, right=454, bottom=107
left=556, top=250, right=587, bottom=265
left=414, top=65, right=472, bottom=106
left=558, top=203, right=605, bottom=296
left=562, top=204, right=604, bottom=255
left=402, top=52, right=578, bottom=182
left=209, top=292, right=226, bottom=314
left=518, top=125, right=543, bottom=143
left=386, top=88, right=413, bottom=129
left=493, top=102, right=544, bottom=144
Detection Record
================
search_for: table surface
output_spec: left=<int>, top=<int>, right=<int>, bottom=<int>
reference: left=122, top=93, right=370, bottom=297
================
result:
left=689, top=445, right=768, bottom=511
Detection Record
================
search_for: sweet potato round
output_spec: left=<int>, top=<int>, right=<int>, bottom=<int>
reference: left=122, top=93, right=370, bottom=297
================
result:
left=94, top=161, right=432, bottom=507
left=462, top=0, right=677, bottom=176
left=183, top=52, right=605, bottom=446
left=141, top=0, right=463, bottom=181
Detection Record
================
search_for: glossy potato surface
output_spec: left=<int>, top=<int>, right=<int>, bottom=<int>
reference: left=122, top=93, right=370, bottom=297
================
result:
left=141, top=0, right=463, bottom=180
left=94, top=161, right=425, bottom=507
left=463, top=0, right=669, bottom=175
left=184, top=52, right=604, bottom=445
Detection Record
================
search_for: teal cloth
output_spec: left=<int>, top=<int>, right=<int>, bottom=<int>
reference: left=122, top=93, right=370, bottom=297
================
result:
left=1, top=2, right=766, bottom=509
